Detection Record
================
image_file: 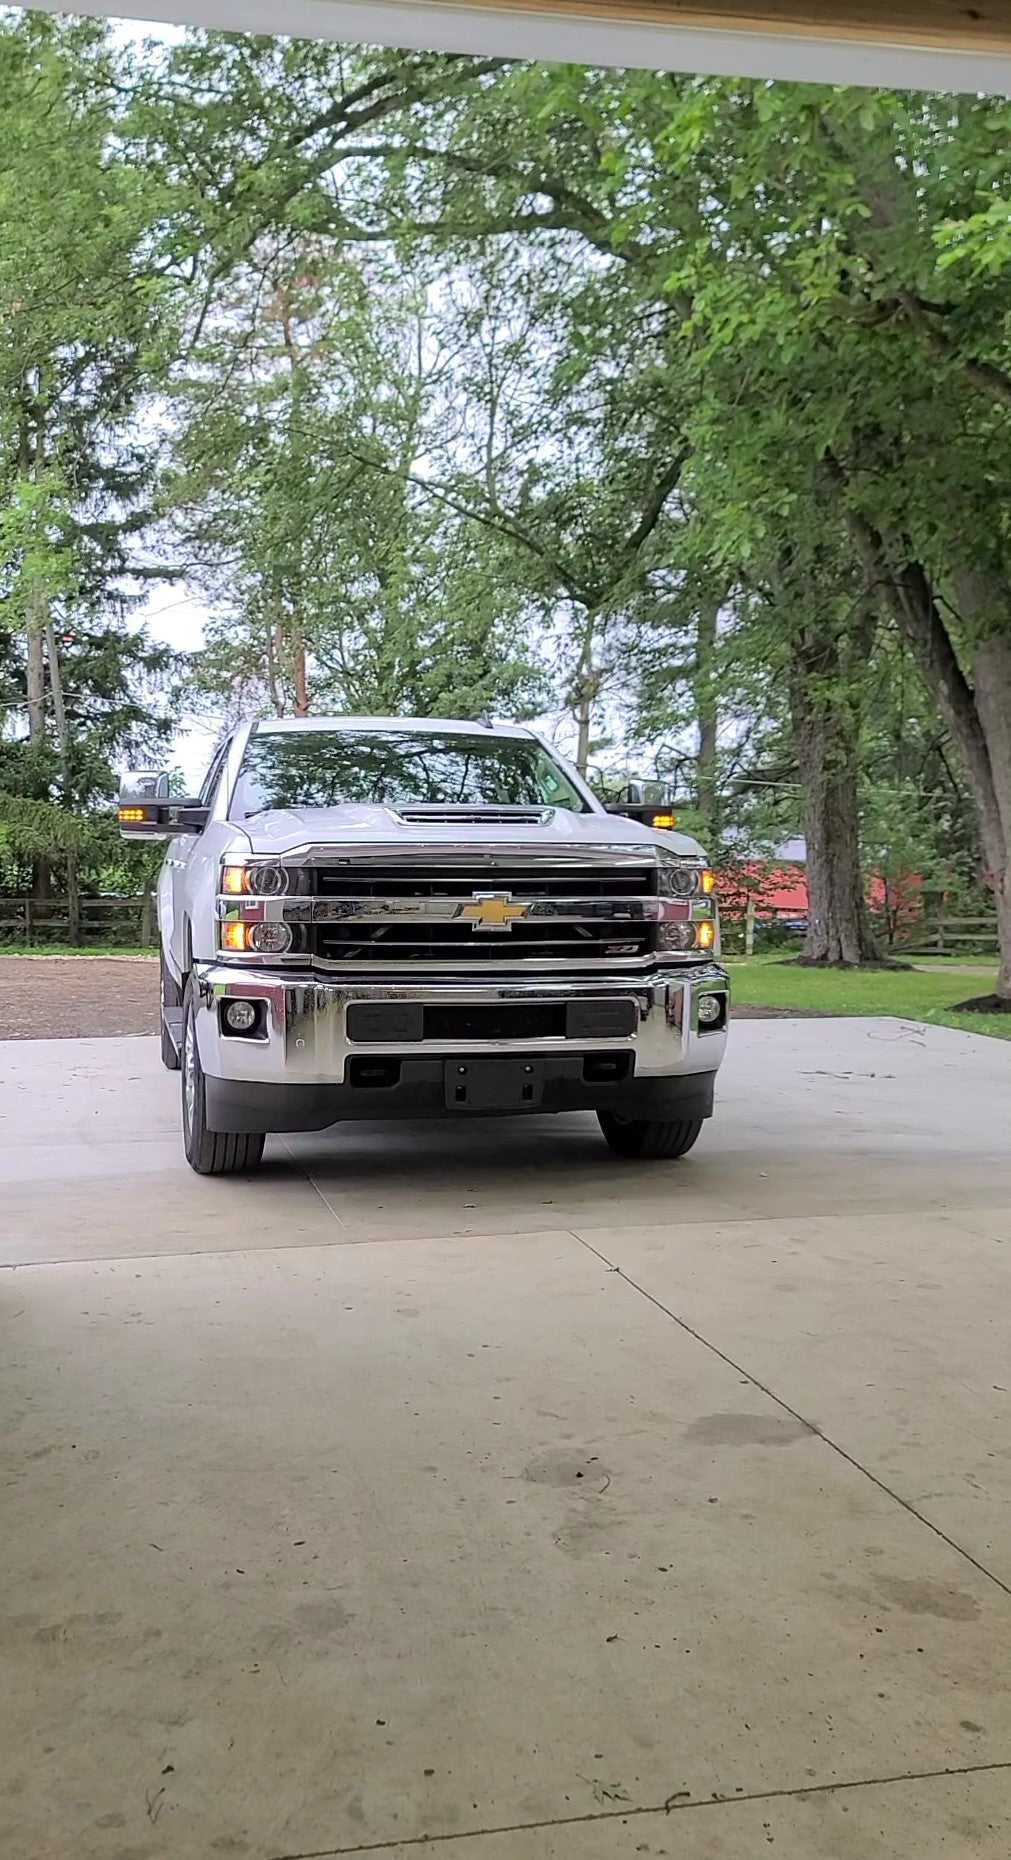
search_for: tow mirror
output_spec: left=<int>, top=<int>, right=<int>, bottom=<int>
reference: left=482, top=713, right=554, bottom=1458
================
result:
left=118, top=784, right=209, bottom=840
left=120, top=769, right=170, bottom=800
left=607, top=803, right=678, bottom=828
left=605, top=779, right=677, bottom=830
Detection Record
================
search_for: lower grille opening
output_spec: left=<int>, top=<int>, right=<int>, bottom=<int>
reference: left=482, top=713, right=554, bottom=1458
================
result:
left=424, top=1002, right=567, bottom=1042
left=345, top=1000, right=638, bottom=1044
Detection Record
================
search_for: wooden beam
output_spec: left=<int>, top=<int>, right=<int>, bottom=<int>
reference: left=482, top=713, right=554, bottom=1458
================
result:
left=27, top=0, right=1011, bottom=92
left=458, top=0, right=1011, bottom=54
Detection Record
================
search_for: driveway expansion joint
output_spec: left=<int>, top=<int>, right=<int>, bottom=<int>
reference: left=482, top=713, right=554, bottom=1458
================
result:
left=571, top=1231, right=1011, bottom=1603
left=267, top=1757, right=1011, bottom=1858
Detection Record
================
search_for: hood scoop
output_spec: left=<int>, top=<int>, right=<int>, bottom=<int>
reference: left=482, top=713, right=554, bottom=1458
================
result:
left=391, top=804, right=555, bottom=827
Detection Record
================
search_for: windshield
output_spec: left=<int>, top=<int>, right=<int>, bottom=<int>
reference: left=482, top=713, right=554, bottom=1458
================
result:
left=231, top=729, right=591, bottom=816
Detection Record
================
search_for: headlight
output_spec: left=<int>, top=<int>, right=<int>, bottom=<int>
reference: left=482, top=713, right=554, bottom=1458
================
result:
left=246, top=863, right=290, bottom=897
left=217, top=919, right=299, bottom=956
left=658, top=921, right=699, bottom=952
left=249, top=921, right=293, bottom=954
left=221, top=862, right=302, bottom=897
left=657, top=859, right=714, bottom=899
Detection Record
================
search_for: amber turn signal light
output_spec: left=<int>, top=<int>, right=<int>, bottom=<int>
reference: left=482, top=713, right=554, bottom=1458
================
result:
left=219, top=920, right=251, bottom=952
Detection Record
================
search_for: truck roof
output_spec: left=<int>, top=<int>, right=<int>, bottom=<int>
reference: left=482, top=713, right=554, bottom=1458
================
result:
left=252, top=716, right=536, bottom=740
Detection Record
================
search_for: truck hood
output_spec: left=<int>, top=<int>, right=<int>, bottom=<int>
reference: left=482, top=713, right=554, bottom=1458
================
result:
left=235, top=804, right=707, bottom=862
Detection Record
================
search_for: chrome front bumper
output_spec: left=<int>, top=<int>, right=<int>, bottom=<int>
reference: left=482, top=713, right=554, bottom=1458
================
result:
left=193, top=961, right=729, bottom=1087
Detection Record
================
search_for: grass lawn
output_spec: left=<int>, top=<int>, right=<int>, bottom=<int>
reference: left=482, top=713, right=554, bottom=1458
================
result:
left=0, top=944, right=154, bottom=958
left=726, top=953, right=1011, bottom=1041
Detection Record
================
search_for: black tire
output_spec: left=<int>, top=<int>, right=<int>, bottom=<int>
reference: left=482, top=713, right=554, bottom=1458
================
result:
left=159, top=952, right=182, bottom=1072
left=181, top=980, right=265, bottom=1177
left=597, top=1110, right=704, bottom=1161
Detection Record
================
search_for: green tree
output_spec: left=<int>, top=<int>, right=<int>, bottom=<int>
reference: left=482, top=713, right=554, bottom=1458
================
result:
left=127, top=41, right=1011, bottom=993
left=168, top=243, right=543, bottom=722
left=0, top=13, right=177, bottom=911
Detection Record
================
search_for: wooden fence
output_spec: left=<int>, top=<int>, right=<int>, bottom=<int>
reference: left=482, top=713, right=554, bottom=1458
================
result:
left=0, top=894, right=157, bottom=949
left=893, top=915, right=1000, bottom=956
left=713, top=905, right=999, bottom=958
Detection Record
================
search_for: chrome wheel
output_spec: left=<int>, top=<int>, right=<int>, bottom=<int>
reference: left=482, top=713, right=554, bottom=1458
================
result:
left=183, top=1011, right=197, bottom=1135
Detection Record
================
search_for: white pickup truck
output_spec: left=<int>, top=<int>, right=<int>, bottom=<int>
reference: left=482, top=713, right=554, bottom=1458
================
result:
left=119, top=716, right=728, bottom=1175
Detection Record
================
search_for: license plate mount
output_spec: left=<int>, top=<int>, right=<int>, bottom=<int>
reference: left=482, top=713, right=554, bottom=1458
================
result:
left=444, top=1058, right=545, bottom=1112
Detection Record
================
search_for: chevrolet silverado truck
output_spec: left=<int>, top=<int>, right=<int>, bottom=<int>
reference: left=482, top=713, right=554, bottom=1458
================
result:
left=119, top=717, right=729, bottom=1176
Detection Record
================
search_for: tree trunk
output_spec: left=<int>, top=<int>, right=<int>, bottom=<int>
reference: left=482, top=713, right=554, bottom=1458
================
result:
left=26, top=617, right=45, bottom=745
left=695, top=599, right=720, bottom=842
left=844, top=504, right=1011, bottom=1004
left=789, top=631, right=883, bottom=966
left=45, top=624, right=79, bottom=941
left=994, top=871, right=1011, bottom=1004
left=575, top=679, right=593, bottom=778
left=266, top=624, right=285, bottom=716
left=570, top=606, right=600, bottom=778
left=957, top=577, right=1011, bottom=1003
left=27, top=595, right=49, bottom=900
left=291, top=623, right=310, bottom=717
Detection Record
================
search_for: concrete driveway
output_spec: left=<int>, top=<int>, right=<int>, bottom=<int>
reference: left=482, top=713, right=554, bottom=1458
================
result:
left=2, top=1018, right=1010, bottom=1860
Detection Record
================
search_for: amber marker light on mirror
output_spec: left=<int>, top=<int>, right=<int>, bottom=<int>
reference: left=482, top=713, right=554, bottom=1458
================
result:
left=119, top=807, right=146, bottom=823
left=651, top=812, right=676, bottom=829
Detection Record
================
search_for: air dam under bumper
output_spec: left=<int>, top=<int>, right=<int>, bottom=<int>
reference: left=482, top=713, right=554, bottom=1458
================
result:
left=192, top=961, right=729, bottom=1134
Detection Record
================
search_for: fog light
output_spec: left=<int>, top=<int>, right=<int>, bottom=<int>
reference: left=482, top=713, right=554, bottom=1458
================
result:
left=223, top=999, right=258, bottom=1033
left=249, top=920, right=293, bottom=955
left=698, top=993, right=724, bottom=1027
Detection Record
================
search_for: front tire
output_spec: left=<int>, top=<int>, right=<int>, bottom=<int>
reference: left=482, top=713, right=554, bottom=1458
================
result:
left=597, top=1110, right=704, bottom=1161
left=181, top=981, right=265, bottom=1176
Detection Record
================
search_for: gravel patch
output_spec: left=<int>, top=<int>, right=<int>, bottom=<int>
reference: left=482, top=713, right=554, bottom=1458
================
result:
left=0, top=956, right=159, bottom=1040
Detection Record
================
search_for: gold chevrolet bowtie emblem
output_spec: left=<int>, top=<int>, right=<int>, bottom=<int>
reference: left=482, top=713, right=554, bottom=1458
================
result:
left=460, top=891, right=529, bottom=931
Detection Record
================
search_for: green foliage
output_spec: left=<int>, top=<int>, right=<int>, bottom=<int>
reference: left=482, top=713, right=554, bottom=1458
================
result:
left=3, top=25, right=1010, bottom=989
left=0, top=12, right=178, bottom=892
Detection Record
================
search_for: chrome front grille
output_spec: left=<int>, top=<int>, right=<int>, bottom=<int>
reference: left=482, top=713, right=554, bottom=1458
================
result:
left=307, top=860, right=659, bottom=970
left=313, top=864, right=656, bottom=900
